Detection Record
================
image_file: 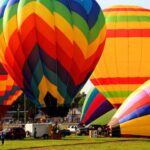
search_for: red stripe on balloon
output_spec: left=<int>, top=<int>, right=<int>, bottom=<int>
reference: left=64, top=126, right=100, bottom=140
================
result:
left=112, top=104, right=121, bottom=109
left=91, top=77, right=150, bottom=85
left=104, top=8, right=150, bottom=12
left=0, top=75, right=7, bottom=80
left=0, top=92, right=5, bottom=96
left=107, top=29, right=150, bottom=37
left=3, top=90, right=21, bottom=105
left=6, top=86, right=12, bottom=91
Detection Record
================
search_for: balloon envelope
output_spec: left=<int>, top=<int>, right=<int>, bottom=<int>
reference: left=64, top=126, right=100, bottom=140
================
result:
left=80, top=88, right=115, bottom=125
left=91, top=5, right=150, bottom=108
left=0, top=62, right=22, bottom=119
left=92, top=109, right=116, bottom=125
left=109, top=80, right=150, bottom=137
left=0, top=0, right=106, bottom=116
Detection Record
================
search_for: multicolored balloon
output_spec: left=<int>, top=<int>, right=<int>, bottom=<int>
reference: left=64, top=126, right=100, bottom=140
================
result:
left=92, top=108, right=116, bottom=126
left=80, top=88, right=115, bottom=125
left=0, top=62, right=22, bottom=119
left=0, top=0, right=106, bottom=116
left=91, top=5, right=150, bottom=109
left=109, top=80, right=150, bottom=137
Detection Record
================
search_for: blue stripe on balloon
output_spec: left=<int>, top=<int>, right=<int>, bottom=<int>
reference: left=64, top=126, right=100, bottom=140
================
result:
left=0, top=0, right=9, bottom=18
left=59, top=0, right=100, bottom=29
left=119, top=104, right=150, bottom=124
left=7, top=0, right=19, bottom=8
left=73, top=0, right=93, bottom=13
left=0, top=63, right=7, bottom=74
left=88, top=0, right=100, bottom=29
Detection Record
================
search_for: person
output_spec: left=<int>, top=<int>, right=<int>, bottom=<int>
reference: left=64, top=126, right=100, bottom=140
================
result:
left=97, top=126, right=102, bottom=136
left=53, top=122, right=59, bottom=133
left=34, top=128, right=37, bottom=138
left=1, top=132, right=5, bottom=145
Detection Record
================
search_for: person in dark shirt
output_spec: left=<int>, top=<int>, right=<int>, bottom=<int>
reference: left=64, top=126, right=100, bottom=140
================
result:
left=1, top=132, right=5, bottom=145
left=34, top=128, right=37, bottom=138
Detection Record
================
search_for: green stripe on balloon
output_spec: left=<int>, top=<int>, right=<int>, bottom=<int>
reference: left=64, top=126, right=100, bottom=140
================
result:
left=89, top=12, right=105, bottom=43
left=102, top=91, right=133, bottom=98
left=92, top=109, right=116, bottom=125
left=106, top=16, right=150, bottom=22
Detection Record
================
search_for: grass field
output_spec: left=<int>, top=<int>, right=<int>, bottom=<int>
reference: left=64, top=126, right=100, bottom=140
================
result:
left=0, top=135, right=150, bottom=150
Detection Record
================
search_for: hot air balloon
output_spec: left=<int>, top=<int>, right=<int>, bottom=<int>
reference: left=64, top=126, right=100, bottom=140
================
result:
left=0, top=62, right=22, bottom=119
left=80, top=88, right=115, bottom=125
left=0, top=0, right=106, bottom=116
left=91, top=5, right=150, bottom=109
left=109, top=80, right=150, bottom=137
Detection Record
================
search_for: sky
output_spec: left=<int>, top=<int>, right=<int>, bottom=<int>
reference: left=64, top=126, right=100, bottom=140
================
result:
left=81, top=0, right=150, bottom=94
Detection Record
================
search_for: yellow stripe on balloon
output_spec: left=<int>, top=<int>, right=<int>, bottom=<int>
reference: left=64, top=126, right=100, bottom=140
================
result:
left=106, top=22, right=150, bottom=29
left=0, top=34, right=7, bottom=62
left=3, top=16, right=17, bottom=46
left=107, top=98, right=125, bottom=105
left=110, top=5, right=145, bottom=9
left=18, top=1, right=55, bottom=30
left=0, top=82, right=6, bottom=91
left=38, top=76, right=64, bottom=107
left=53, top=12, right=74, bottom=43
left=96, top=84, right=141, bottom=92
left=7, top=76, right=14, bottom=85
left=120, top=115, right=150, bottom=136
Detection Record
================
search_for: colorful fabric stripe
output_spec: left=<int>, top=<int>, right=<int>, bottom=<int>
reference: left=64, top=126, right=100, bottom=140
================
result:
left=91, top=5, right=150, bottom=108
left=110, top=80, right=150, bottom=137
left=80, top=88, right=114, bottom=125
left=0, top=62, right=22, bottom=118
left=0, top=0, right=106, bottom=111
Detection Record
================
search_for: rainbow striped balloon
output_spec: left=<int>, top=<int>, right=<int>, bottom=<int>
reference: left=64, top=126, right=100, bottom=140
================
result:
left=0, top=0, right=106, bottom=116
left=110, top=80, right=150, bottom=137
left=0, top=62, right=22, bottom=119
left=80, top=88, right=115, bottom=125
left=91, top=5, right=150, bottom=109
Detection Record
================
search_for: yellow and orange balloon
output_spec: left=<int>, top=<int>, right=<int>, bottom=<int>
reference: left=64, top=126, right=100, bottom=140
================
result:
left=91, top=5, right=150, bottom=108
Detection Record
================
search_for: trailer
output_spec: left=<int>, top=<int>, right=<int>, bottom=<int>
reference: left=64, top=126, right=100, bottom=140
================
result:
left=25, top=123, right=52, bottom=138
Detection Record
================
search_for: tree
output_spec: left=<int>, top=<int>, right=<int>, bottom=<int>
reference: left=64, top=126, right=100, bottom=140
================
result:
left=71, top=92, right=86, bottom=108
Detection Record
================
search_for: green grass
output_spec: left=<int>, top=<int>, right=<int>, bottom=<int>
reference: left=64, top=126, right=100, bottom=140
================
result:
left=0, top=135, right=150, bottom=150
